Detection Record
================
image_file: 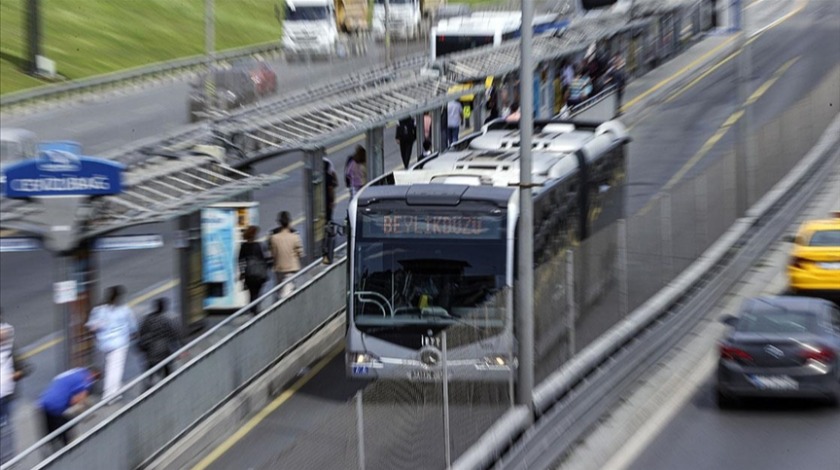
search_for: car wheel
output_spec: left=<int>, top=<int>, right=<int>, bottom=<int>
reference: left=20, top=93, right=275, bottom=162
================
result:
left=716, top=389, right=738, bottom=409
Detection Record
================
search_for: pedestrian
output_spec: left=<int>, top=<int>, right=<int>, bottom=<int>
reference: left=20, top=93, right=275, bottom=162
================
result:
left=138, top=298, right=182, bottom=388
left=423, top=112, right=432, bottom=143
left=269, top=211, right=304, bottom=299
left=421, top=139, right=432, bottom=158
left=567, top=65, right=592, bottom=108
left=1, top=310, right=31, bottom=465
left=345, top=145, right=367, bottom=197
left=323, top=157, right=339, bottom=223
left=607, top=54, right=627, bottom=114
left=446, top=100, right=462, bottom=147
left=85, top=285, right=137, bottom=403
left=239, top=225, right=269, bottom=311
left=484, top=84, right=500, bottom=123
left=38, top=367, right=100, bottom=452
left=396, top=116, right=417, bottom=169
left=505, top=102, right=521, bottom=122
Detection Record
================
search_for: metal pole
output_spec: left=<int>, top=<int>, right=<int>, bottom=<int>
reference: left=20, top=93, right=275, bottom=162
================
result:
left=384, top=0, right=392, bottom=65
left=660, top=193, right=673, bottom=283
left=733, top=0, right=750, bottom=216
left=25, top=0, right=41, bottom=74
left=565, top=249, right=576, bottom=358
left=515, top=0, right=535, bottom=408
left=204, top=0, right=216, bottom=120
left=355, top=390, right=366, bottom=470
left=617, top=220, right=629, bottom=317
left=441, top=330, right=451, bottom=468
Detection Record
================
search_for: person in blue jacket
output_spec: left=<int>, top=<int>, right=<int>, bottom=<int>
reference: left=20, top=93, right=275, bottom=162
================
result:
left=38, top=367, right=100, bottom=451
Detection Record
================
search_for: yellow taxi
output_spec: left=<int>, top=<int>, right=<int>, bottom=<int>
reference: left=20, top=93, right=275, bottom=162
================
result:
left=788, top=211, right=840, bottom=294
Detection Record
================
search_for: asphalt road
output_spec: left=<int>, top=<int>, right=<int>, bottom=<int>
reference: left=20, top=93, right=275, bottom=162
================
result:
left=627, top=377, right=840, bottom=470
left=196, top=1, right=840, bottom=468
left=622, top=2, right=840, bottom=469
left=1, top=39, right=426, bottom=156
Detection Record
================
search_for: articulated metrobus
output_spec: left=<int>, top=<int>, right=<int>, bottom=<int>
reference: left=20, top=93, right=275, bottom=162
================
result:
left=345, top=117, right=630, bottom=381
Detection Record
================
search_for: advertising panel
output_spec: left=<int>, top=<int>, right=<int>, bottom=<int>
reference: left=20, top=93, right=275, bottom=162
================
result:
left=201, top=203, right=259, bottom=311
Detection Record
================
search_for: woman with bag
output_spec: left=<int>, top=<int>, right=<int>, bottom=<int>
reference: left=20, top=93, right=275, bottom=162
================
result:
left=238, top=225, right=268, bottom=311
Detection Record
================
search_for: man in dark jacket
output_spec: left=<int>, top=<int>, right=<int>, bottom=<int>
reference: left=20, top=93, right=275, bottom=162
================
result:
left=138, top=298, right=182, bottom=388
left=396, top=116, right=417, bottom=169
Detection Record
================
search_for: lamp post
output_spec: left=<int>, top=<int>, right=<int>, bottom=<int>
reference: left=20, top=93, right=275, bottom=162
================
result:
left=515, top=0, right=535, bottom=408
left=204, top=0, right=217, bottom=121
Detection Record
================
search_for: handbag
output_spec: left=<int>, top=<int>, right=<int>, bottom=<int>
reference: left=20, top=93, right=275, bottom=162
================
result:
left=244, top=255, right=267, bottom=283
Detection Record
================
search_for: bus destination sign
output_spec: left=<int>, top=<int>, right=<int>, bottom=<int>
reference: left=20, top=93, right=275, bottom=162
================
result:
left=362, top=213, right=504, bottom=239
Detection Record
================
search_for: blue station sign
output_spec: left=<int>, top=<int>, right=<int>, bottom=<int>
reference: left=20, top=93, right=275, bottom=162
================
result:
left=1, top=147, right=124, bottom=198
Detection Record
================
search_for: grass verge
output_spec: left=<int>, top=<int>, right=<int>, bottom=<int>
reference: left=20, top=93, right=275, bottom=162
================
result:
left=0, top=0, right=283, bottom=95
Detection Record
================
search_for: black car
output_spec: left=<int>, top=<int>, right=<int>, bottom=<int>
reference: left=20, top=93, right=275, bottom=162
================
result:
left=716, top=296, right=840, bottom=408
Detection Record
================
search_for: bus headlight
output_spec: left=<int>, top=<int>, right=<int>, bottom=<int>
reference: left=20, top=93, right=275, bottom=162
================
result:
left=482, top=355, right=510, bottom=368
left=350, top=352, right=379, bottom=365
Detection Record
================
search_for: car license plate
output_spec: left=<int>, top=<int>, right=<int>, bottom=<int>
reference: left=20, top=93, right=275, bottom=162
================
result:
left=352, top=366, right=370, bottom=375
left=818, top=262, right=840, bottom=270
left=747, top=374, right=798, bottom=391
left=409, top=369, right=440, bottom=381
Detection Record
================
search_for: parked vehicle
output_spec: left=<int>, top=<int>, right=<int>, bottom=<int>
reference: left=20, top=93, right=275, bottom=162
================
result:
left=716, top=296, right=840, bottom=408
left=282, top=0, right=369, bottom=58
left=187, top=59, right=277, bottom=122
left=372, top=0, right=446, bottom=40
left=787, top=212, right=840, bottom=297
left=0, top=128, right=38, bottom=172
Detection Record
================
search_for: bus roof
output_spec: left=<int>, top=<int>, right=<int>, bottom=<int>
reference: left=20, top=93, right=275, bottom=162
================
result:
left=392, top=119, right=628, bottom=190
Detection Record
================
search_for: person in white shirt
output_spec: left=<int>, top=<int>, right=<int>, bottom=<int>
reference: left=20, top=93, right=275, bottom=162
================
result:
left=86, top=286, right=137, bottom=403
left=1, top=309, right=31, bottom=464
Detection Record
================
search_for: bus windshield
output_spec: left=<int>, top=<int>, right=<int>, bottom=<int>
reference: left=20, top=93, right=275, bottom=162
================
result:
left=285, top=5, right=329, bottom=21
left=353, top=213, right=507, bottom=328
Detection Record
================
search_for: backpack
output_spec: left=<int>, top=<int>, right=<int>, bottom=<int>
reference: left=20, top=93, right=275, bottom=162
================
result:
left=244, top=256, right=267, bottom=283
left=344, top=154, right=354, bottom=188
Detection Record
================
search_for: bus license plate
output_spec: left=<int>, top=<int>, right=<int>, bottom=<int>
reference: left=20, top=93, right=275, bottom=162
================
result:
left=409, top=370, right=440, bottom=381
left=818, top=262, right=840, bottom=270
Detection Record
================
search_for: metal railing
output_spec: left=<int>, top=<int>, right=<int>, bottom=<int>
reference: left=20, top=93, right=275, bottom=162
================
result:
left=2, top=244, right=348, bottom=470
left=0, top=41, right=283, bottom=111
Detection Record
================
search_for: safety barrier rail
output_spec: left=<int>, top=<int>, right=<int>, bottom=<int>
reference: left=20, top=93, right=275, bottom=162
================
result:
left=2, top=244, right=348, bottom=470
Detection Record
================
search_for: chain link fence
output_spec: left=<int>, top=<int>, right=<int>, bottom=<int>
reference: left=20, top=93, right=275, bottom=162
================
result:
left=533, top=65, right=839, bottom=389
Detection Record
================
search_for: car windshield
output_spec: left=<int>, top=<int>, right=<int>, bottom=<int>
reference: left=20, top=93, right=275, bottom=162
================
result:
left=285, top=5, right=329, bottom=21
left=353, top=237, right=507, bottom=327
left=808, top=229, right=840, bottom=246
left=737, top=310, right=819, bottom=334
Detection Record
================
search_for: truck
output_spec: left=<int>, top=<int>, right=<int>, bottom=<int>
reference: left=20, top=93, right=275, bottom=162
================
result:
left=282, top=0, right=369, bottom=58
left=371, top=0, right=447, bottom=41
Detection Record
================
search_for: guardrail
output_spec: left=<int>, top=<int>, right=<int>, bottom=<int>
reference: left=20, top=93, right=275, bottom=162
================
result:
left=0, top=41, right=284, bottom=111
left=2, top=244, right=348, bottom=470
left=454, top=71, right=840, bottom=470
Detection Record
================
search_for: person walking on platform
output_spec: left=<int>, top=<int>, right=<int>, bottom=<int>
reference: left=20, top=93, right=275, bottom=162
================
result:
left=38, top=367, right=100, bottom=452
left=1, top=310, right=31, bottom=464
left=86, top=285, right=136, bottom=403
left=446, top=100, right=462, bottom=147
left=138, top=298, right=183, bottom=388
left=270, top=211, right=304, bottom=299
left=344, top=145, right=367, bottom=197
left=396, top=116, right=417, bottom=169
left=239, top=225, right=269, bottom=310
